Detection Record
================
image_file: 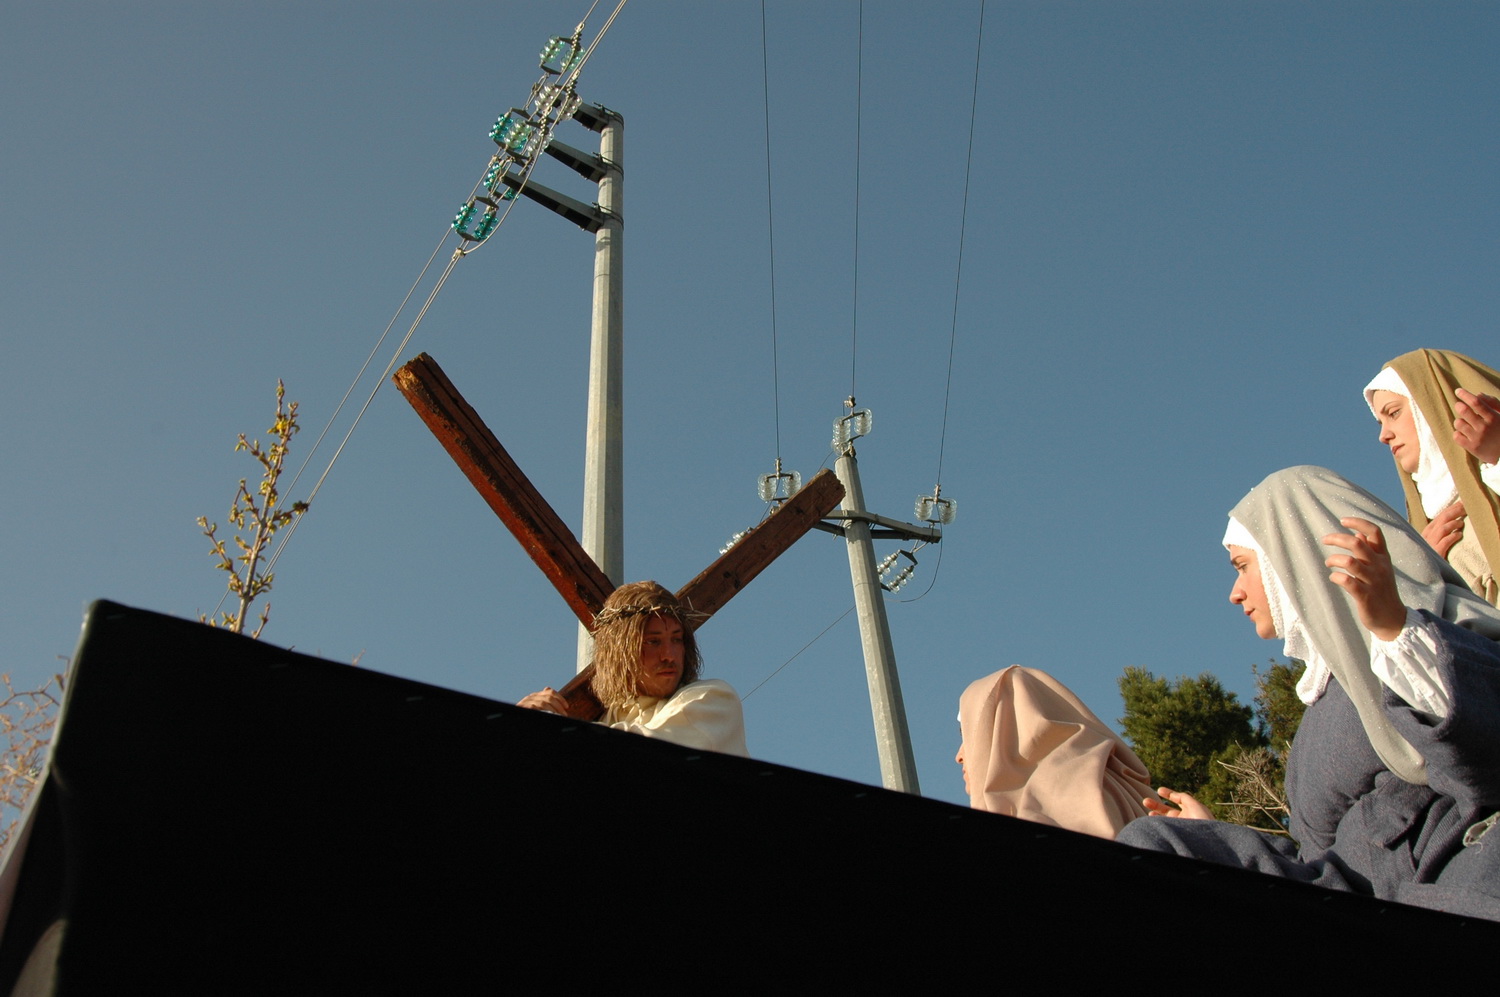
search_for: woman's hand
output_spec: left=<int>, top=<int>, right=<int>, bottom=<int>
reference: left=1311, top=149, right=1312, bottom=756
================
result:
left=1322, top=517, right=1407, bottom=641
left=1421, top=499, right=1466, bottom=559
left=517, top=687, right=571, bottom=715
left=1144, top=786, right=1214, bottom=820
left=1454, top=388, right=1500, bottom=465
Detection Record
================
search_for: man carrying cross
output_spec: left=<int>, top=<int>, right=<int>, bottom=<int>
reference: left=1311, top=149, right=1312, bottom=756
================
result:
left=393, top=353, right=844, bottom=761
left=517, top=580, right=748, bottom=756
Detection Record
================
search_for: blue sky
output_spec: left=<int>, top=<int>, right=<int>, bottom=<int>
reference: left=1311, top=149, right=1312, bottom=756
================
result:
left=4, top=1, right=1498, bottom=806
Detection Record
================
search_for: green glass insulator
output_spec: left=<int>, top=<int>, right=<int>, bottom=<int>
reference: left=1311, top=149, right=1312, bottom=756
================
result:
left=514, top=125, right=535, bottom=155
left=539, top=37, right=566, bottom=73
left=539, top=36, right=581, bottom=75
left=492, top=113, right=517, bottom=146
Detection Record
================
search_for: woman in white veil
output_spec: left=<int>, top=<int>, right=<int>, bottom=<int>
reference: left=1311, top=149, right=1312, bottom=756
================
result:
left=1118, top=466, right=1500, bottom=919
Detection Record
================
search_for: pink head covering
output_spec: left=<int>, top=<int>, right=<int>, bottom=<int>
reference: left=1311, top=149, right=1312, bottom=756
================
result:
left=958, top=665, right=1153, bottom=839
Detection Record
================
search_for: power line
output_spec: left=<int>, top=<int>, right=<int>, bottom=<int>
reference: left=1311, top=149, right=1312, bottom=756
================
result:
left=932, top=0, right=987, bottom=493
left=242, top=6, right=627, bottom=587
left=759, top=0, right=784, bottom=464
left=850, top=2, right=863, bottom=402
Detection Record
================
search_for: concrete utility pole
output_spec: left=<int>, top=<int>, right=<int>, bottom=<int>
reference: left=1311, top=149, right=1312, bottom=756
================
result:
left=823, top=407, right=941, bottom=795
left=495, top=103, right=624, bottom=673
left=576, top=108, right=624, bottom=670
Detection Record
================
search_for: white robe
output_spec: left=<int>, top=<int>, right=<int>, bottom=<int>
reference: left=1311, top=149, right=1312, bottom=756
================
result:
left=602, top=679, right=748, bottom=757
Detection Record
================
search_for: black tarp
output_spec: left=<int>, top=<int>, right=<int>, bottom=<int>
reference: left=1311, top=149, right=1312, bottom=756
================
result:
left=0, top=601, right=1492, bottom=992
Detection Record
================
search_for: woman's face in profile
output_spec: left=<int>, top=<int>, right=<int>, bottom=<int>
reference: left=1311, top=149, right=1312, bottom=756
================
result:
left=1371, top=389, right=1420, bottom=474
left=955, top=735, right=970, bottom=795
left=1228, top=545, right=1276, bottom=639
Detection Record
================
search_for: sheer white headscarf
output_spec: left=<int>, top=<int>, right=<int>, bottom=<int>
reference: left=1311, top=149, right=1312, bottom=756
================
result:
left=1226, top=466, right=1500, bottom=784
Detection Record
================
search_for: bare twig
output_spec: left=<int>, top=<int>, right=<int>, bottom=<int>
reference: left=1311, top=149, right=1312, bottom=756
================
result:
left=0, top=672, right=65, bottom=851
left=1214, top=745, right=1291, bottom=835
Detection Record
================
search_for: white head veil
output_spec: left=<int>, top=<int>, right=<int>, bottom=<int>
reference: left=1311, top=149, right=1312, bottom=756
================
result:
left=1223, top=517, right=1327, bottom=705
left=1363, top=366, right=1456, bottom=519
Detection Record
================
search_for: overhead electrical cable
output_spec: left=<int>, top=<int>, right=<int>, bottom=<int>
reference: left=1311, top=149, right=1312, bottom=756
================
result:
left=204, top=228, right=458, bottom=624
left=900, top=0, right=986, bottom=605
left=932, top=0, right=986, bottom=496
left=760, top=0, right=784, bottom=466
left=262, top=250, right=465, bottom=577
left=851, top=2, right=863, bottom=402
left=282, top=232, right=453, bottom=505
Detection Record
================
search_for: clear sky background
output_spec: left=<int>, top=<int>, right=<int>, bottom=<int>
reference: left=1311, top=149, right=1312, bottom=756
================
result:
left=4, top=1, right=1497, bottom=807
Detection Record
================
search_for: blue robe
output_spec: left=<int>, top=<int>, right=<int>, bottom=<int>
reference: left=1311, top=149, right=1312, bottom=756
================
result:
left=1117, top=612, right=1500, bottom=919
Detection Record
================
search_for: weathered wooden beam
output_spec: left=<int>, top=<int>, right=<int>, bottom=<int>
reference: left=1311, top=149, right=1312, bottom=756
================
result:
left=393, top=353, right=614, bottom=630
left=676, top=469, right=845, bottom=625
left=557, top=665, right=603, bottom=720
left=396, top=354, right=845, bottom=726
left=557, top=470, right=843, bottom=723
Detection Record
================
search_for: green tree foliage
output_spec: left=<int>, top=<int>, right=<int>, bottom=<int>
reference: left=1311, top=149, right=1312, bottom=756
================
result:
left=197, top=381, right=310, bottom=639
left=1118, top=667, right=1259, bottom=818
left=1119, top=660, right=1308, bottom=831
left=1253, top=658, right=1305, bottom=753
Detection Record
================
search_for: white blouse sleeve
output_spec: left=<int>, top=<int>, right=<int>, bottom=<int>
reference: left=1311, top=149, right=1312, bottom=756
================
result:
left=1368, top=607, right=1451, bottom=720
left=1481, top=461, right=1500, bottom=495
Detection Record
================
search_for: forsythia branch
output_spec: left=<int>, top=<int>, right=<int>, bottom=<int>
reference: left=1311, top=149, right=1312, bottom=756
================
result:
left=197, top=380, right=310, bottom=639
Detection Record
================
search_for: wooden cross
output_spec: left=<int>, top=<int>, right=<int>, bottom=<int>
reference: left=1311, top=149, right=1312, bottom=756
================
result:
left=393, top=352, right=845, bottom=721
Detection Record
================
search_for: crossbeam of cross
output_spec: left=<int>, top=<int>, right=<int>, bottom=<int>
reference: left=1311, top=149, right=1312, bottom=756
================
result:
left=393, top=352, right=845, bottom=720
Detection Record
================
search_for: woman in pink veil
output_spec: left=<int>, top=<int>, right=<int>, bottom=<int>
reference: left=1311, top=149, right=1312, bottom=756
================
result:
left=956, top=665, right=1153, bottom=838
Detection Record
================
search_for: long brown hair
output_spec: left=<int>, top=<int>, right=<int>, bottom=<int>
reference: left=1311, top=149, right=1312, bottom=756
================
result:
left=588, top=581, right=702, bottom=710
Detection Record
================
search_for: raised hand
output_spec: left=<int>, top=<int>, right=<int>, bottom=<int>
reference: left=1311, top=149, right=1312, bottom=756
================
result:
left=1421, top=499, right=1466, bottom=559
left=1322, top=517, right=1407, bottom=641
left=1454, top=388, right=1500, bottom=465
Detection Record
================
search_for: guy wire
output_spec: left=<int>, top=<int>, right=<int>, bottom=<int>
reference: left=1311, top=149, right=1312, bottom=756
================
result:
left=742, top=604, right=856, bottom=700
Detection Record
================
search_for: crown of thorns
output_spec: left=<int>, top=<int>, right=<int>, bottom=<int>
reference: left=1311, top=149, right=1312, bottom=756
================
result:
left=591, top=601, right=706, bottom=629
